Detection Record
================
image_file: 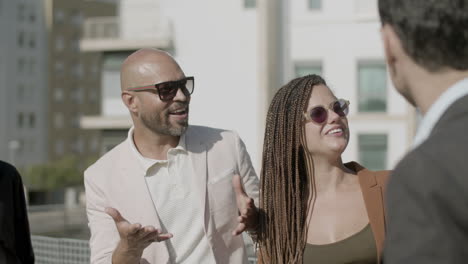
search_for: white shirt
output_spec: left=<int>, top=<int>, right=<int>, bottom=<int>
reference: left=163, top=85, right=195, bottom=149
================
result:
left=128, top=127, right=216, bottom=263
left=413, top=78, right=468, bottom=148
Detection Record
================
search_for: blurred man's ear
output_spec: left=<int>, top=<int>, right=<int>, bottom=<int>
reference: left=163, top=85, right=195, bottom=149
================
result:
left=380, top=24, right=400, bottom=78
left=122, top=91, right=138, bottom=113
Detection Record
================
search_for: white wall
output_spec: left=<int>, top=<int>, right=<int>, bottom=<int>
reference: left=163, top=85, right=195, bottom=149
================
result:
left=162, top=0, right=261, bottom=169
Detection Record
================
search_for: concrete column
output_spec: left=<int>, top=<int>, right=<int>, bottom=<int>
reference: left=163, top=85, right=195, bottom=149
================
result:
left=257, top=0, right=291, bottom=169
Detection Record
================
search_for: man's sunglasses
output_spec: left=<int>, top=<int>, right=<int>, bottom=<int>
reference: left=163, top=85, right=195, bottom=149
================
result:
left=126, top=76, right=194, bottom=101
left=303, top=99, right=350, bottom=124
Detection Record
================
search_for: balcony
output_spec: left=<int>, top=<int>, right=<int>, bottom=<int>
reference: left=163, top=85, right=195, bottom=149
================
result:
left=80, top=16, right=173, bottom=52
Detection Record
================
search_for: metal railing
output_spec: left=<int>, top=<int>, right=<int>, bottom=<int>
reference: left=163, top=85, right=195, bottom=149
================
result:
left=32, top=236, right=90, bottom=264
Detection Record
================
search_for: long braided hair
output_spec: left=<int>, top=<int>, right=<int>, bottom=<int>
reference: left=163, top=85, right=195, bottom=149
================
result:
left=258, top=74, right=326, bottom=264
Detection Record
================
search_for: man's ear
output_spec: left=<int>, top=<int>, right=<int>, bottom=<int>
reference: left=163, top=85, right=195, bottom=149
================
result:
left=380, top=24, right=404, bottom=76
left=122, top=91, right=138, bottom=113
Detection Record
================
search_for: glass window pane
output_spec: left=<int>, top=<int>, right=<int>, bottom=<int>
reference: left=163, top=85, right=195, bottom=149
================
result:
left=309, top=0, right=322, bottom=10
left=358, top=134, right=387, bottom=170
left=244, top=0, right=256, bottom=8
left=358, top=63, right=387, bottom=112
left=295, top=63, right=322, bottom=77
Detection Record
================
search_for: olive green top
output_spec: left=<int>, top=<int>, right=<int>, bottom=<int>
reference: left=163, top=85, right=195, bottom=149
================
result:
left=303, top=224, right=377, bottom=264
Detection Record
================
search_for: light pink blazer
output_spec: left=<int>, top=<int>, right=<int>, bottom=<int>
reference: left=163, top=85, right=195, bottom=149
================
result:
left=84, top=126, right=259, bottom=264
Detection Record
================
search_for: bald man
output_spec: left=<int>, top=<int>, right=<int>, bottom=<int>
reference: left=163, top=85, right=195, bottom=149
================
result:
left=84, top=49, right=259, bottom=264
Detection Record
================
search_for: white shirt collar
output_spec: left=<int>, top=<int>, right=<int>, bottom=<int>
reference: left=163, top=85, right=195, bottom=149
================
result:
left=413, top=77, right=468, bottom=148
left=127, top=126, right=187, bottom=172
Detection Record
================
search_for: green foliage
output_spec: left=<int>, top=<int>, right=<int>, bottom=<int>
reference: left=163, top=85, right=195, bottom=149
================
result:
left=22, top=155, right=97, bottom=191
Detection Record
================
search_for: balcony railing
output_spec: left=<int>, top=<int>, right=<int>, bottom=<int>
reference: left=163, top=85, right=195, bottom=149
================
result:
left=83, top=17, right=119, bottom=39
left=80, top=16, right=173, bottom=51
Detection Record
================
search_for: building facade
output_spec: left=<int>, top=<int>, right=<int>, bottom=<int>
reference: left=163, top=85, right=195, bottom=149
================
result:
left=81, top=0, right=415, bottom=172
left=45, top=0, right=117, bottom=164
left=290, top=0, right=416, bottom=169
left=0, top=0, right=48, bottom=168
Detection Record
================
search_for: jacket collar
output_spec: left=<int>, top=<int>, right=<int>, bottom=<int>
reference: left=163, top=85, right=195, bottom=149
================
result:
left=345, top=161, right=389, bottom=262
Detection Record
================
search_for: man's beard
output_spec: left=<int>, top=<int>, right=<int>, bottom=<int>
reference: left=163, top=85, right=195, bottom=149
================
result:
left=141, top=107, right=189, bottom=137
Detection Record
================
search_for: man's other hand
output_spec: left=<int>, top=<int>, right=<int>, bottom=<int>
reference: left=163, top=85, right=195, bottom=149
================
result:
left=232, top=174, right=259, bottom=236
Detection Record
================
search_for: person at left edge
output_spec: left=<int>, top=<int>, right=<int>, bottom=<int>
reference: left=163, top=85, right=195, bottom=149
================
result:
left=0, top=160, right=35, bottom=264
left=84, top=48, right=259, bottom=264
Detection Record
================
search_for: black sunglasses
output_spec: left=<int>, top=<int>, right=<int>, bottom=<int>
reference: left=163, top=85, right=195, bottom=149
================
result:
left=126, top=76, right=195, bottom=101
left=303, top=99, right=350, bottom=124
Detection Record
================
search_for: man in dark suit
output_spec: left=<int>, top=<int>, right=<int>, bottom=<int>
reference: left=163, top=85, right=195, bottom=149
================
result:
left=378, top=0, right=468, bottom=263
left=0, top=160, right=35, bottom=263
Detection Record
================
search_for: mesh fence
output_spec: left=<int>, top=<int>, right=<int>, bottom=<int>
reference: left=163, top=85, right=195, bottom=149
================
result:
left=31, top=235, right=257, bottom=263
left=32, top=236, right=90, bottom=264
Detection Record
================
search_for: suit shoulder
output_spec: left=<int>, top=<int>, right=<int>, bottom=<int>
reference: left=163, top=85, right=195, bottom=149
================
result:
left=374, top=170, right=391, bottom=186
left=187, top=125, right=239, bottom=142
left=0, top=160, right=21, bottom=183
left=84, top=140, right=127, bottom=179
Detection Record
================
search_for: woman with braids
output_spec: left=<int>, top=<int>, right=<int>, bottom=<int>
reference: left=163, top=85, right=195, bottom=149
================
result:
left=257, top=74, right=390, bottom=264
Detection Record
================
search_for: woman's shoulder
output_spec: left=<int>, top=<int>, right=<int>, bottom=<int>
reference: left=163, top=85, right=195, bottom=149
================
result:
left=345, top=161, right=391, bottom=186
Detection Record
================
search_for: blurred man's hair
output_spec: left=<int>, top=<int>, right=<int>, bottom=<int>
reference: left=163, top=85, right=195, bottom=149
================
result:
left=378, top=0, right=468, bottom=72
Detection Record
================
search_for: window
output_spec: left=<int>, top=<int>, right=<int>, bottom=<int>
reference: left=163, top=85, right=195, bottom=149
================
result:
left=358, top=134, right=388, bottom=170
left=18, top=31, right=25, bottom=47
left=358, top=62, right=387, bottom=112
left=29, top=4, right=36, bottom=22
left=54, top=87, right=64, bottom=102
left=17, top=3, right=25, bottom=21
left=71, top=87, right=83, bottom=103
left=71, top=38, right=80, bottom=52
left=72, top=63, right=83, bottom=78
left=55, top=61, right=64, bottom=75
left=54, top=9, right=65, bottom=24
left=244, top=0, right=256, bottom=8
left=29, top=58, right=36, bottom=74
left=29, top=113, right=35, bottom=128
left=17, top=112, right=24, bottom=128
left=54, top=113, right=64, bottom=128
left=29, top=33, right=35, bottom=48
left=17, top=84, right=25, bottom=101
left=294, top=62, right=322, bottom=77
left=70, top=10, right=83, bottom=26
left=55, top=36, right=64, bottom=51
left=91, top=64, right=99, bottom=77
left=71, top=115, right=80, bottom=128
left=88, top=89, right=98, bottom=102
left=55, top=139, right=64, bottom=155
left=90, top=136, right=99, bottom=152
left=308, top=0, right=322, bottom=10
left=17, top=58, right=25, bottom=73
left=73, top=137, right=84, bottom=153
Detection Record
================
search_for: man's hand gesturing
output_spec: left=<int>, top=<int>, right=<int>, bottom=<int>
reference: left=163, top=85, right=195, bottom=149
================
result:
left=106, top=207, right=173, bottom=263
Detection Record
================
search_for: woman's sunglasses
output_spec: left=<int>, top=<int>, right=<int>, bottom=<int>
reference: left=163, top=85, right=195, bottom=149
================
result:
left=126, top=76, right=195, bottom=101
left=303, top=99, right=350, bottom=124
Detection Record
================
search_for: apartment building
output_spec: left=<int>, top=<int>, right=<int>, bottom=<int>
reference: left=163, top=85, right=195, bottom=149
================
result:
left=45, top=0, right=117, bottom=163
left=0, top=0, right=48, bottom=167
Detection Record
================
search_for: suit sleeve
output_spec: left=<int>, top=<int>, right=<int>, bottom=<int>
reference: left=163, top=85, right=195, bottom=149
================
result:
left=233, top=132, right=259, bottom=206
left=12, top=168, right=35, bottom=264
left=384, top=150, right=468, bottom=263
left=84, top=170, right=119, bottom=264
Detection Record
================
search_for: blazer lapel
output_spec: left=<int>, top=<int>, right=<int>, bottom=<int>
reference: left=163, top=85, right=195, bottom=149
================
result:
left=118, top=139, right=169, bottom=262
left=185, top=130, right=209, bottom=233
left=347, top=162, right=386, bottom=259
